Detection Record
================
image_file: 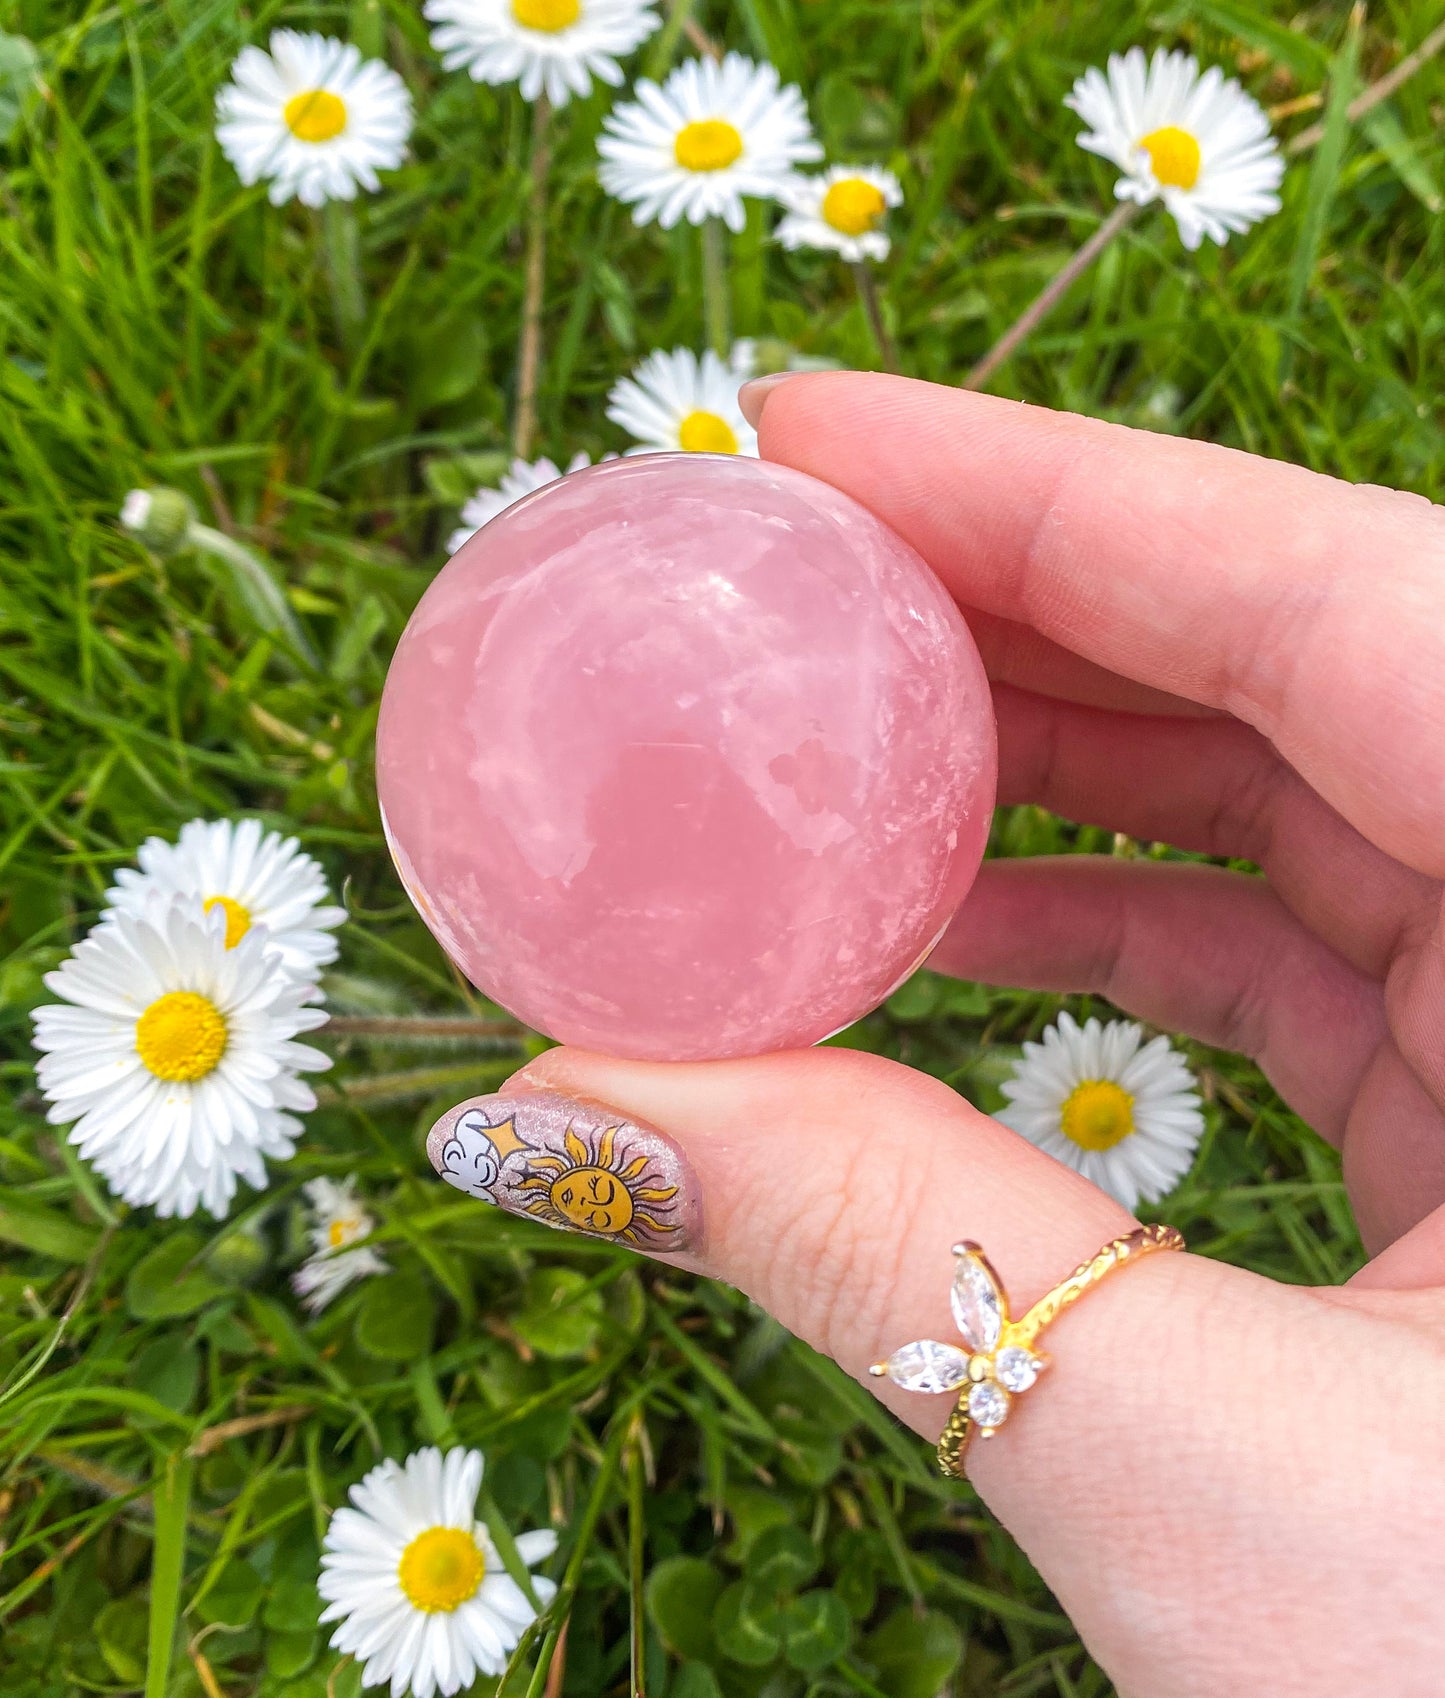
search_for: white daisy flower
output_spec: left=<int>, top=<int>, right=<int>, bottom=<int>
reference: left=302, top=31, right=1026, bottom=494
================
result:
left=293, top=1175, right=389, bottom=1314
left=215, top=30, right=414, bottom=208
left=1065, top=46, right=1284, bottom=250
left=775, top=163, right=904, bottom=262
left=996, top=1011, right=1205, bottom=1211
left=447, top=452, right=599, bottom=554
left=32, top=905, right=331, bottom=1220
left=425, top=0, right=660, bottom=109
left=103, top=817, right=346, bottom=981
left=319, top=1446, right=557, bottom=1698
left=606, top=346, right=757, bottom=456
left=598, top=52, right=821, bottom=233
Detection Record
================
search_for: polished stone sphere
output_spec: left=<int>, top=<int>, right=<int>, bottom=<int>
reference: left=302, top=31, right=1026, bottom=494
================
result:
left=377, top=454, right=996, bottom=1061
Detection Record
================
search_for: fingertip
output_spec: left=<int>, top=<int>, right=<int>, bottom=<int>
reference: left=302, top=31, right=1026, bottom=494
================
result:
left=737, top=371, right=793, bottom=429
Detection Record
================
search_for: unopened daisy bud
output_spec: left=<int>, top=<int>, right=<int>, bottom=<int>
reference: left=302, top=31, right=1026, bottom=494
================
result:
left=205, top=1217, right=271, bottom=1284
left=731, top=337, right=840, bottom=377
left=120, top=487, right=197, bottom=557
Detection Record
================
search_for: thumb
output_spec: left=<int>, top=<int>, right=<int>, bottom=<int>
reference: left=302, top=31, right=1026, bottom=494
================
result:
left=426, top=1044, right=1443, bottom=1697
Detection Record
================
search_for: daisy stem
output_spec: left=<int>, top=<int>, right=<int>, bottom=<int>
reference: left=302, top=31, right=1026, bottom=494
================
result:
left=319, top=201, right=366, bottom=346
left=514, top=95, right=552, bottom=460
left=701, top=218, right=730, bottom=358
left=189, top=523, right=319, bottom=671
left=852, top=261, right=900, bottom=374
left=963, top=199, right=1139, bottom=392
left=962, top=24, right=1445, bottom=396
left=1286, top=14, right=1445, bottom=155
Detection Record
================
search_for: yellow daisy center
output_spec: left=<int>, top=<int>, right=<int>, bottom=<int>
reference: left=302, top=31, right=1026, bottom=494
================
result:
left=283, top=89, right=348, bottom=145
left=677, top=410, right=739, bottom=453
left=674, top=119, right=744, bottom=174
left=135, top=991, right=228, bottom=1083
left=511, top=0, right=580, bottom=29
left=1060, top=1080, right=1136, bottom=1152
left=822, top=178, right=888, bottom=236
left=398, top=1526, right=485, bottom=1614
left=1139, top=125, right=1201, bottom=190
left=204, top=894, right=252, bottom=949
left=328, top=1216, right=362, bottom=1249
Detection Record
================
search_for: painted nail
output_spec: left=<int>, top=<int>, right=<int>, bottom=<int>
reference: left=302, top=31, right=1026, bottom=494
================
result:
left=426, top=1090, right=700, bottom=1252
left=737, top=371, right=794, bottom=429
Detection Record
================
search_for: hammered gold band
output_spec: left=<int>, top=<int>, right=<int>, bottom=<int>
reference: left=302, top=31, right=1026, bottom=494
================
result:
left=868, top=1223, right=1186, bottom=1480
left=935, top=1224, right=1185, bottom=1478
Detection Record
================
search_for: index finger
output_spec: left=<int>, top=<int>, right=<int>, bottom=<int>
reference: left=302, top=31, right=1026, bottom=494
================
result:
left=752, top=372, right=1445, bottom=879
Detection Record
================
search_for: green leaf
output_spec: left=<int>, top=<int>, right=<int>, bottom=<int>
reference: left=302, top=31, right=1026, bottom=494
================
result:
left=263, top=1535, right=324, bottom=1634
left=744, top=1524, right=818, bottom=1593
left=126, top=1336, right=199, bottom=1417
left=411, top=313, right=488, bottom=408
left=884, top=971, right=940, bottom=1022
left=721, top=1484, right=794, bottom=1561
left=774, top=1412, right=843, bottom=1487
left=331, top=593, right=389, bottom=683
left=712, top=1581, right=781, bottom=1667
left=865, top=1606, right=965, bottom=1698
left=832, top=1530, right=880, bottom=1622
left=354, top=1269, right=436, bottom=1361
left=0, top=33, right=39, bottom=141
left=0, top=1199, right=98, bottom=1263
left=125, top=1231, right=227, bottom=1319
left=668, top=1664, right=724, bottom=1698
left=266, top=1630, right=319, bottom=1679
left=645, top=1556, right=724, bottom=1662
left=95, top=1596, right=149, bottom=1685
left=196, top=1559, right=265, bottom=1629
left=779, top=1589, right=850, bottom=1674
left=513, top=1266, right=604, bottom=1360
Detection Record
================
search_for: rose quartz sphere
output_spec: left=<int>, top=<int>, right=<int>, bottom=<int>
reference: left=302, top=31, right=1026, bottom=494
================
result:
left=377, top=454, right=995, bottom=1061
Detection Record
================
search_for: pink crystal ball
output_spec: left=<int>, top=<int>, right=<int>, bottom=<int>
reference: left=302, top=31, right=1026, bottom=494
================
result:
left=377, top=454, right=996, bottom=1061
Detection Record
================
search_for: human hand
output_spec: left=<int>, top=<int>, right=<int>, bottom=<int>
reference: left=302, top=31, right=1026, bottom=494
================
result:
left=428, top=376, right=1445, bottom=1697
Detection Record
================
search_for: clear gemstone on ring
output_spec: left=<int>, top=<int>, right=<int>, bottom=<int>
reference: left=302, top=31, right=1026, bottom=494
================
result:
left=882, top=1340, right=970, bottom=1394
left=967, top=1380, right=1010, bottom=1429
left=950, top=1253, right=1002, bottom=1353
left=994, top=1346, right=1040, bottom=1393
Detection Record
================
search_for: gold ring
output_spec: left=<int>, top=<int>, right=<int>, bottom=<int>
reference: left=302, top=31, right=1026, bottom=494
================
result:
left=869, top=1224, right=1185, bottom=1479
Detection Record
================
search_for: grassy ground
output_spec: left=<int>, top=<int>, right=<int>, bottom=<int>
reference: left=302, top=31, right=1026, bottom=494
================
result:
left=1, top=0, right=1440, bottom=1693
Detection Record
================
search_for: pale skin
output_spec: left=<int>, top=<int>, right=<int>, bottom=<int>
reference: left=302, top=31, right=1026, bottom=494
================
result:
left=500, top=374, right=1445, bottom=1697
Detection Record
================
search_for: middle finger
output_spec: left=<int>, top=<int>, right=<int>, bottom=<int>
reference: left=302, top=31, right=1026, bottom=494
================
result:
left=992, top=684, right=1438, bottom=978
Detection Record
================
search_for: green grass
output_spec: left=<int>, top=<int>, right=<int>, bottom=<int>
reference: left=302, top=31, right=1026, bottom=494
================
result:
left=0, top=0, right=1439, bottom=1692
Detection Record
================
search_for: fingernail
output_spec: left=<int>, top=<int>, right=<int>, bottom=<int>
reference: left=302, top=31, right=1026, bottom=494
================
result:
left=426, top=1090, right=701, bottom=1252
left=738, top=372, right=794, bottom=429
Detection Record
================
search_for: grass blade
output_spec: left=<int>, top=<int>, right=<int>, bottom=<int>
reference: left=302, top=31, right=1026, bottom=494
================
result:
left=1286, top=12, right=1361, bottom=326
left=144, top=1451, right=194, bottom=1698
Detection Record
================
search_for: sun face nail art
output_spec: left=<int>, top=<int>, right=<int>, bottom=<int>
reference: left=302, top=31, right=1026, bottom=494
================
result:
left=425, top=1091, right=700, bottom=1252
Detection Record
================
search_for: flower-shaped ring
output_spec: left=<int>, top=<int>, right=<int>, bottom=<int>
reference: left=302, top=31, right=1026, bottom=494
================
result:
left=871, top=1225, right=1185, bottom=1477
